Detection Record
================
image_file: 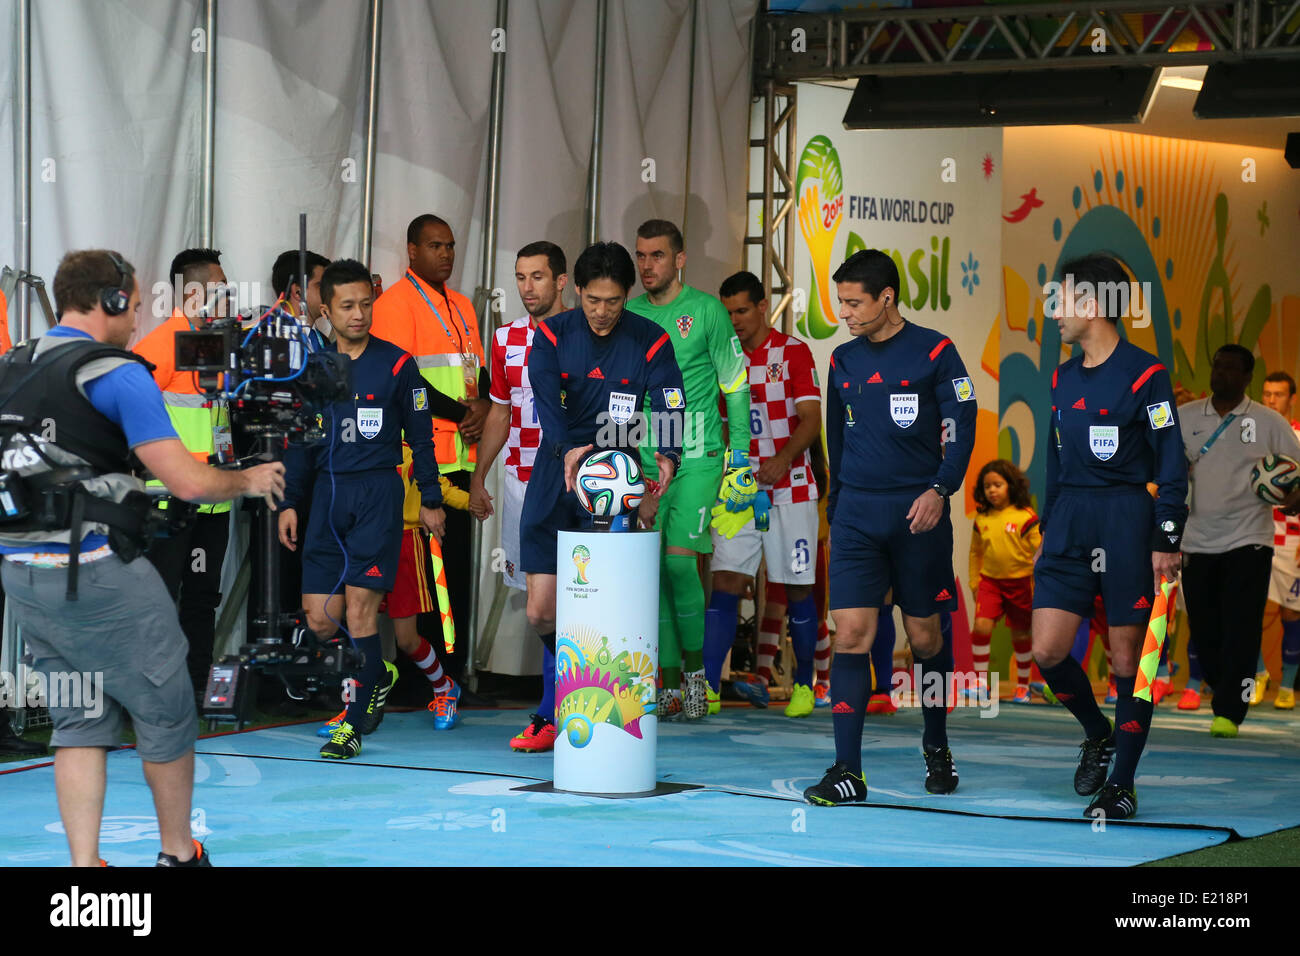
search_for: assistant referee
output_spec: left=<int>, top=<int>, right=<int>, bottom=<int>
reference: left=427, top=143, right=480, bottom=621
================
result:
left=278, top=259, right=445, bottom=761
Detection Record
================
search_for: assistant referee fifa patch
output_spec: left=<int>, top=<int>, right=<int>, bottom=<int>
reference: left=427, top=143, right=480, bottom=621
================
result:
left=413, top=387, right=428, bottom=411
left=1146, top=400, right=1173, bottom=429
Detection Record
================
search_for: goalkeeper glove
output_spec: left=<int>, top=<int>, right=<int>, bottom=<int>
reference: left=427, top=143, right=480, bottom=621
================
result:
left=709, top=490, right=772, bottom=539
left=752, top=490, right=771, bottom=532
left=710, top=499, right=748, bottom=539
left=719, top=449, right=758, bottom=513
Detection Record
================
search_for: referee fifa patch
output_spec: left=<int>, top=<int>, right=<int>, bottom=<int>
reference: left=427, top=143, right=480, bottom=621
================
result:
left=1146, top=400, right=1173, bottom=429
left=952, top=377, right=975, bottom=402
left=413, top=387, right=428, bottom=411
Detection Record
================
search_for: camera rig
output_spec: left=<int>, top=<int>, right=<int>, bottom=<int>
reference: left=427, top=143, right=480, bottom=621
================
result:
left=179, top=290, right=358, bottom=727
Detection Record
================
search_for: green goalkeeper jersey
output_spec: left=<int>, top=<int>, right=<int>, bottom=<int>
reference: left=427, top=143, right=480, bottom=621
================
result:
left=628, top=283, right=749, bottom=471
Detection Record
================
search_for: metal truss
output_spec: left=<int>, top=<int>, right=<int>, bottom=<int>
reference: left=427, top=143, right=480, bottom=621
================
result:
left=756, top=0, right=1300, bottom=79
left=744, top=82, right=800, bottom=334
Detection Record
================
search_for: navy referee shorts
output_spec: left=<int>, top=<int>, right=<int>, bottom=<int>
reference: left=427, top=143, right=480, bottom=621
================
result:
left=1033, top=486, right=1156, bottom=628
left=520, top=457, right=595, bottom=576
left=301, top=468, right=403, bottom=594
left=829, top=487, right=958, bottom=618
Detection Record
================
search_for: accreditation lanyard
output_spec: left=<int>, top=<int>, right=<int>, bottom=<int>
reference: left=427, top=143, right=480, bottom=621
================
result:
left=405, top=273, right=472, bottom=345
left=1194, top=412, right=1237, bottom=461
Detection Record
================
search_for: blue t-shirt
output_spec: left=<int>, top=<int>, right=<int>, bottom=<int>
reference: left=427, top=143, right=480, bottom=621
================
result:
left=0, top=326, right=177, bottom=553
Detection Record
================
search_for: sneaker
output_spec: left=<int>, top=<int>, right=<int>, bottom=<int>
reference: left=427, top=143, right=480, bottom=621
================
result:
left=510, top=714, right=557, bottom=752
left=683, top=670, right=709, bottom=720
left=731, top=677, right=770, bottom=709
left=1177, top=687, right=1202, bottom=710
left=706, top=685, right=721, bottom=715
left=1029, top=680, right=1058, bottom=705
left=1250, top=671, right=1269, bottom=706
left=1276, top=687, right=1296, bottom=710
left=156, top=839, right=212, bottom=868
left=1011, top=685, right=1032, bottom=705
left=1104, top=678, right=1118, bottom=704
left=922, top=745, right=959, bottom=794
left=428, top=680, right=461, bottom=730
left=320, top=721, right=362, bottom=759
left=1210, top=715, right=1238, bottom=738
left=961, top=677, right=989, bottom=701
left=813, top=683, right=831, bottom=708
left=658, top=688, right=684, bottom=722
left=1151, top=677, right=1173, bottom=706
left=1085, top=783, right=1137, bottom=820
left=358, top=661, right=400, bottom=736
left=785, top=683, right=815, bottom=718
left=803, top=762, right=867, bottom=806
left=317, top=709, right=347, bottom=739
left=1074, top=725, right=1116, bottom=796
left=866, top=692, right=897, bottom=715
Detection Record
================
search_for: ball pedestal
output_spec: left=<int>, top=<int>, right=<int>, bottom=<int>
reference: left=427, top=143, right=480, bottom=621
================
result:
left=551, top=528, right=659, bottom=795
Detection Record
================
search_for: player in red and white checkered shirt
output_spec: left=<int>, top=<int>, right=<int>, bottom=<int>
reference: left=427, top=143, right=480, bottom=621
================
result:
left=469, top=241, right=569, bottom=749
left=1259, top=371, right=1300, bottom=708
left=704, top=271, right=826, bottom=718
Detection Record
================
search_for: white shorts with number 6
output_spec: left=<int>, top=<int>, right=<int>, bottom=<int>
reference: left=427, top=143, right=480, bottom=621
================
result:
left=710, top=498, right=818, bottom=585
left=1268, top=562, right=1300, bottom=611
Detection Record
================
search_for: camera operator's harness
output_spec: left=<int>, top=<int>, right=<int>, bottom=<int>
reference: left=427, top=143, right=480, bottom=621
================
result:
left=0, top=336, right=158, bottom=599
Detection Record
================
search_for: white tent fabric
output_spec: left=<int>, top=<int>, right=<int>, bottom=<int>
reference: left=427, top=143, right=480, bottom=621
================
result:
left=4, top=0, right=759, bottom=676
left=1, top=0, right=17, bottom=299
left=27, top=0, right=205, bottom=330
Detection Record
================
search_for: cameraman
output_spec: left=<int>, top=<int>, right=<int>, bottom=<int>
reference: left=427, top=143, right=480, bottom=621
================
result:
left=0, top=249, right=284, bottom=866
left=277, top=259, right=445, bottom=760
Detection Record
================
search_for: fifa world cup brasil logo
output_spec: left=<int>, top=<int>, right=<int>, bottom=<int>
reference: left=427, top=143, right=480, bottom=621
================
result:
left=796, top=134, right=845, bottom=340
left=571, top=545, right=591, bottom=585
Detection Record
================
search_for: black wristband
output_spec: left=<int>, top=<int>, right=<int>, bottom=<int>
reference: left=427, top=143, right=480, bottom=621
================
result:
left=1151, top=519, right=1183, bottom=553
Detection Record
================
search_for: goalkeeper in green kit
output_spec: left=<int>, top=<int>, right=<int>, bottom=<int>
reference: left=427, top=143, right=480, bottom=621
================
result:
left=631, top=220, right=762, bottom=720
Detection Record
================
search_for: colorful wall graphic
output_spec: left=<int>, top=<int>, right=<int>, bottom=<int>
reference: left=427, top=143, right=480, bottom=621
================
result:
left=998, top=126, right=1300, bottom=515
left=786, top=85, right=1300, bottom=679
left=790, top=83, right=1003, bottom=607
left=998, top=126, right=1300, bottom=677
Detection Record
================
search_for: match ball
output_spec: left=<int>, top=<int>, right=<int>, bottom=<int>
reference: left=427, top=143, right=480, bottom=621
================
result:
left=1250, top=453, right=1300, bottom=505
left=575, top=449, right=645, bottom=517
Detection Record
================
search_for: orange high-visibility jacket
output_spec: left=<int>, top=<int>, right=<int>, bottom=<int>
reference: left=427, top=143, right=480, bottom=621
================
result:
left=371, top=270, right=484, bottom=474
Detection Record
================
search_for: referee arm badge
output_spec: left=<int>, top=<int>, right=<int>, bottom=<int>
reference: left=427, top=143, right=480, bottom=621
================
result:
left=1146, top=401, right=1173, bottom=429
left=413, top=387, right=428, bottom=411
left=952, top=377, right=975, bottom=402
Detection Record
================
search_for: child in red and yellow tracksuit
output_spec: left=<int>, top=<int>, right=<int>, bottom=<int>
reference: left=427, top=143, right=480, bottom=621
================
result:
left=970, top=460, right=1041, bottom=703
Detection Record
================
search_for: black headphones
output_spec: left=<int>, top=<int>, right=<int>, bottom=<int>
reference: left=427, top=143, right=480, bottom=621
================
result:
left=100, top=252, right=130, bottom=316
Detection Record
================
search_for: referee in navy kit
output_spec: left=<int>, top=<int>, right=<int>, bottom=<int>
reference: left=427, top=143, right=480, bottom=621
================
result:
left=803, top=250, right=977, bottom=806
left=278, top=259, right=446, bottom=760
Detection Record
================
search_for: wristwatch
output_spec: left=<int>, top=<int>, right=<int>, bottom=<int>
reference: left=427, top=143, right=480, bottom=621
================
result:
left=931, top=483, right=951, bottom=498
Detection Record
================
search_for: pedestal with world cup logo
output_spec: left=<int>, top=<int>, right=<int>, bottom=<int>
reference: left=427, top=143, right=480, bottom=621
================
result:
left=552, top=528, right=660, bottom=794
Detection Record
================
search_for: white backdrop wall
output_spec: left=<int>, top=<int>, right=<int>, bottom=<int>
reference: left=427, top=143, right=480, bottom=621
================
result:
left=1, top=0, right=16, bottom=294
left=4, top=0, right=758, bottom=675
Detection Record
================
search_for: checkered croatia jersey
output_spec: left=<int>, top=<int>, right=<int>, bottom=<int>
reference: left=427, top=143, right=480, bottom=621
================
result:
left=720, top=328, right=820, bottom=505
left=489, top=316, right=542, bottom=482
left=1272, top=419, right=1300, bottom=568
